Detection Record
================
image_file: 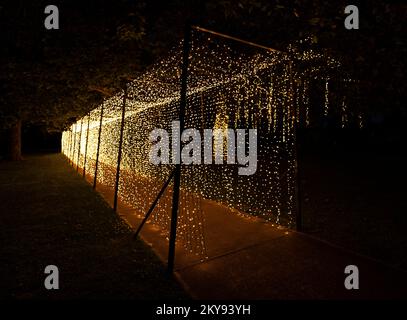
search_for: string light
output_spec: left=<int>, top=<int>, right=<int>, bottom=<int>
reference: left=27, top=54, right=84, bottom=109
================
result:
left=324, top=78, right=330, bottom=117
left=62, top=30, right=357, bottom=258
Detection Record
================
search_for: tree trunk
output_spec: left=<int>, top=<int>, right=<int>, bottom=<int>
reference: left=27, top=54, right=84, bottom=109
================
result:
left=7, top=119, right=22, bottom=161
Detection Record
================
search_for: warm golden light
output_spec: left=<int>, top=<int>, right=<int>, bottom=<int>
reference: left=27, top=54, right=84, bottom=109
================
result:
left=62, top=31, right=354, bottom=257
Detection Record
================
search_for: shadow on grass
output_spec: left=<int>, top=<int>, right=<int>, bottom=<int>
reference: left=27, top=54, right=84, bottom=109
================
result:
left=0, top=154, right=188, bottom=299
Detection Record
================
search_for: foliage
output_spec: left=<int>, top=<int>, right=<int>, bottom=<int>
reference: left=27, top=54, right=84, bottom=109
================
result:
left=0, top=0, right=405, bottom=130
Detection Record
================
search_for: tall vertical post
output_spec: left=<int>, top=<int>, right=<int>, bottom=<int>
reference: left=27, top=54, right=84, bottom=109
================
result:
left=71, top=123, right=77, bottom=166
left=167, top=23, right=191, bottom=274
left=93, top=104, right=104, bottom=189
left=76, top=118, right=83, bottom=172
left=290, top=58, right=302, bottom=232
left=68, top=126, right=73, bottom=162
left=294, top=124, right=302, bottom=232
left=61, top=132, right=64, bottom=155
left=113, top=86, right=127, bottom=212
left=68, top=128, right=72, bottom=156
left=83, top=113, right=91, bottom=178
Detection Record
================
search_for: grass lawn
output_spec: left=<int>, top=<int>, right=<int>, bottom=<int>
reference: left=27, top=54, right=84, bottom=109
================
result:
left=0, top=153, right=188, bottom=299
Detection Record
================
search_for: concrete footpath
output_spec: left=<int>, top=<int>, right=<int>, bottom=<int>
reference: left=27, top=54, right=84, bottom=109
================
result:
left=87, top=167, right=407, bottom=300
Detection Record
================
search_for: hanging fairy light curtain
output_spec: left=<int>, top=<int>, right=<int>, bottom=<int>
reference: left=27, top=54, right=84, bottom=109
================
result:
left=61, top=28, right=358, bottom=257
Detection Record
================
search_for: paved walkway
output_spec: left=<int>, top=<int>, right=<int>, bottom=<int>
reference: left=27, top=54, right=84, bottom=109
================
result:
left=86, top=160, right=407, bottom=299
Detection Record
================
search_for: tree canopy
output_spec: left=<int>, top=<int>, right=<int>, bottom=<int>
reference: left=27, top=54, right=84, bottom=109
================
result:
left=1, top=0, right=406, bottom=131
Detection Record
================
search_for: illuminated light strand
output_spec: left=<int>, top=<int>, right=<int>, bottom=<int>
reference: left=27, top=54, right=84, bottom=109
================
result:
left=61, top=30, right=357, bottom=256
left=324, top=78, right=330, bottom=116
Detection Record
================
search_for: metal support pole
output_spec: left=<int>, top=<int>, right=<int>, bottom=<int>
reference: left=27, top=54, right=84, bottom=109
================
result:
left=71, top=123, right=77, bottom=166
left=113, top=87, right=127, bottom=212
left=167, top=23, right=191, bottom=274
left=68, top=126, right=73, bottom=163
left=93, top=104, right=104, bottom=189
left=76, top=118, right=83, bottom=172
left=287, top=57, right=303, bottom=232
left=134, top=169, right=176, bottom=239
left=192, top=26, right=280, bottom=53
left=83, top=113, right=91, bottom=178
left=291, top=58, right=302, bottom=232
left=68, top=128, right=72, bottom=157
left=294, top=124, right=302, bottom=232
